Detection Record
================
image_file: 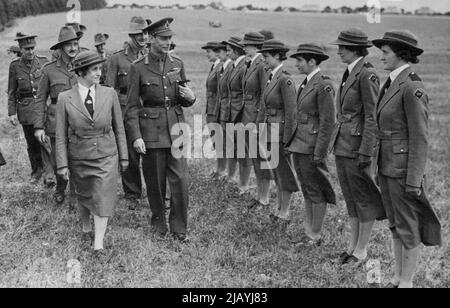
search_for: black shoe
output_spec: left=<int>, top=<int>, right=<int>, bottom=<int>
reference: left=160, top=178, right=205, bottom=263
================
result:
left=81, top=232, right=94, bottom=246
left=342, top=255, right=365, bottom=267
left=172, top=233, right=188, bottom=243
left=45, top=181, right=56, bottom=189
left=248, top=199, right=267, bottom=210
left=54, top=192, right=65, bottom=205
left=338, top=252, right=351, bottom=264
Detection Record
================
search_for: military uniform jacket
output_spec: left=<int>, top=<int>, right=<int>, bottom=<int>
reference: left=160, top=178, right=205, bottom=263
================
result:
left=216, top=61, right=234, bottom=122
left=377, top=67, right=428, bottom=188
left=205, top=61, right=222, bottom=117
left=55, top=85, right=128, bottom=169
left=8, top=55, right=49, bottom=125
left=286, top=72, right=336, bottom=159
left=125, top=52, right=194, bottom=149
left=257, top=68, right=297, bottom=145
left=330, top=58, right=380, bottom=158
left=99, top=52, right=111, bottom=85
left=33, top=57, right=78, bottom=136
left=241, top=54, right=267, bottom=125
left=105, top=43, right=147, bottom=109
left=228, top=58, right=247, bottom=123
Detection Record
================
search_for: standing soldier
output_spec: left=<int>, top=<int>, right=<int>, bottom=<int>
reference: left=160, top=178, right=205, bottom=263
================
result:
left=94, top=33, right=110, bottom=85
left=126, top=18, right=196, bottom=242
left=329, top=29, right=386, bottom=265
left=7, top=46, right=22, bottom=60
left=52, top=23, right=88, bottom=61
left=241, top=32, right=271, bottom=208
left=33, top=26, right=80, bottom=204
left=106, top=16, right=149, bottom=210
left=202, top=41, right=225, bottom=178
left=287, top=43, right=336, bottom=245
left=373, top=31, right=441, bottom=288
left=8, top=33, right=48, bottom=184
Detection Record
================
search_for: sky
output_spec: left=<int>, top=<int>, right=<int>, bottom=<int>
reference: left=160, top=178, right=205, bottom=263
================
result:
left=107, top=0, right=450, bottom=12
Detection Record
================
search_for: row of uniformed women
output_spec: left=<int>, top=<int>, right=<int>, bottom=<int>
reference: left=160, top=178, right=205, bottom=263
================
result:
left=202, top=28, right=442, bottom=288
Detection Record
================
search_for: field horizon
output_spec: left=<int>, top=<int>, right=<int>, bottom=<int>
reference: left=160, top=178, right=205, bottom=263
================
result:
left=0, top=8, right=448, bottom=288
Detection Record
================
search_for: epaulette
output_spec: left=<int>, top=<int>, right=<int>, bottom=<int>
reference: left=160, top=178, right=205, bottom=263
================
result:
left=282, top=70, right=291, bottom=76
left=112, top=49, right=125, bottom=55
left=364, top=62, right=374, bottom=68
left=169, top=53, right=182, bottom=63
left=37, top=55, right=48, bottom=59
left=321, top=75, right=331, bottom=80
left=10, top=58, right=20, bottom=64
left=409, top=72, right=422, bottom=82
left=133, top=56, right=146, bottom=65
left=42, top=60, right=56, bottom=69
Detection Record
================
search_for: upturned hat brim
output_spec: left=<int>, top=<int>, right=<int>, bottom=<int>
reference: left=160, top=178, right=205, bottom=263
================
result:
left=242, top=39, right=264, bottom=46
left=222, top=40, right=243, bottom=50
left=372, top=38, right=424, bottom=56
left=260, top=47, right=289, bottom=53
left=94, top=34, right=109, bottom=46
left=50, top=34, right=82, bottom=50
left=69, top=58, right=106, bottom=72
left=330, top=39, right=373, bottom=47
left=290, top=52, right=329, bottom=61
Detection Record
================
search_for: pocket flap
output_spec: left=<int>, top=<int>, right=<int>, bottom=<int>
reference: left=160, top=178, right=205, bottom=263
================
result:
left=50, top=79, right=66, bottom=86
left=143, top=78, right=160, bottom=87
left=350, top=122, right=362, bottom=136
left=298, top=112, right=309, bottom=124
left=140, top=110, right=160, bottom=119
left=393, top=140, right=409, bottom=154
left=270, top=108, right=278, bottom=116
left=118, top=71, right=128, bottom=76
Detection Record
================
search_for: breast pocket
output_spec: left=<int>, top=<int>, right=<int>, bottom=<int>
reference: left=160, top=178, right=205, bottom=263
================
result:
left=139, top=109, right=161, bottom=142
left=117, top=71, right=129, bottom=89
left=350, top=120, right=363, bottom=151
left=17, top=77, right=29, bottom=91
left=50, top=79, right=69, bottom=98
left=142, top=77, right=160, bottom=98
left=167, top=71, right=181, bottom=85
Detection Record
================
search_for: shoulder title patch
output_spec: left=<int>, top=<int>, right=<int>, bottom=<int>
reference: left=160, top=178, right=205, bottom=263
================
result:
left=325, top=85, right=333, bottom=93
left=414, top=89, right=424, bottom=99
left=369, top=74, right=378, bottom=82
left=287, top=79, right=293, bottom=86
left=322, top=75, right=331, bottom=80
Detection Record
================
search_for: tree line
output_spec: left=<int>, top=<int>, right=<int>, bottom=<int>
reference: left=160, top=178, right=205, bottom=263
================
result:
left=0, top=0, right=107, bottom=32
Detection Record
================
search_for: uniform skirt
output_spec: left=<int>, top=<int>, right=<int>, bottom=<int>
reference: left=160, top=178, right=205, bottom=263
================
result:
left=335, top=156, right=386, bottom=222
left=293, top=154, right=336, bottom=205
left=70, top=154, right=119, bottom=217
left=379, top=175, right=442, bottom=249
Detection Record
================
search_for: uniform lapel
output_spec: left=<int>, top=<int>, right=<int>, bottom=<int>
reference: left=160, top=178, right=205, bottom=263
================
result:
left=56, top=58, right=75, bottom=79
left=377, top=67, right=411, bottom=115
left=93, top=85, right=107, bottom=121
left=299, top=71, right=321, bottom=102
left=341, top=58, right=364, bottom=104
left=263, top=68, right=282, bottom=101
left=67, top=85, right=92, bottom=121
left=244, top=54, right=262, bottom=83
left=229, top=59, right=244, bottom=84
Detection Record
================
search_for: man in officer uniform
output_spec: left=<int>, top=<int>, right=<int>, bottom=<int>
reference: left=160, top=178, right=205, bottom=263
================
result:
left=8, top=33, right=49, bottom=183
left=126, top=18, right=196, bottom=241
left=106, top=16, right=149, bottom=209
left=94, top=33, right=110, bottom=85
left=33, top=26, right=80, bottom=204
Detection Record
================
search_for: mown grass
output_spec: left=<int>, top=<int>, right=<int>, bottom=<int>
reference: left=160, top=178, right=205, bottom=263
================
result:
left=0, top=9, right=448, bottom=288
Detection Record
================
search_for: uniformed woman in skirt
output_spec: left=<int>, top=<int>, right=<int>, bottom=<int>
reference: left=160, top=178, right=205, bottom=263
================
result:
left=287, top=43, right=336, bottom=245
left=372, top=30, right=442, bottom=288
left=55, top=51, right=128, bottom=256
left=257, top=39, right=299, bottom=223
left=329, top=29, right=386, bottom=265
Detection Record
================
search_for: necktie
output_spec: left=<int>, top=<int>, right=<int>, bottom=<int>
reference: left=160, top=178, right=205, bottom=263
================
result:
left=298, top=78, right=308, bottom=95
left=379, top=77, right=392, bottom=101
left=267, top=73, right=273, bottom=84
left=210, top=64, right=214, bottom=73
left=85, top=89, right=94, bottom=118
left=221, top=67, right=224, bottom=74
left=341, top=68, right=349, bottom=88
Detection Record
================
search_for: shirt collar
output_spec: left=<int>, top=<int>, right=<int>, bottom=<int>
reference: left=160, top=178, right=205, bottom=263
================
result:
left=223, top=58, right=232, bottom=70
left=213, top=58, right=221, bottom=69
left=234, top=55, right=246, bottom=67
left=347, top=57, right=364, bottom=73
left=307, top=67, right=321, bottom=83
left=389, top=64, right=410, bottom=82
left=251, top=53, right=261, bottom=64
left=271, top=64, right=283, bottom=77
left=79, top=83, right=96, bottom=98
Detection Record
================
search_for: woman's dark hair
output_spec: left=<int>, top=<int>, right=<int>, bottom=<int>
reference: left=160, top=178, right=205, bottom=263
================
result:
left=267, top=50, right=288, bottom=61
left=298, top=53, right=324, bottom=66
left=387, top=43, right=420, bottom=64
left=343, top=45, right=369, bottom=57
left=75, top=66, right=91, bottom=77
left=231, top=45, right=245, bottom=56
left=247, top=43, right=263, bottom=50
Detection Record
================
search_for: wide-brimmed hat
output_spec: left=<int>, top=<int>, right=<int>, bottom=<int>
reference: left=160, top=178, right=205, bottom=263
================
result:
left=7, top=46, right=21, bottom=53
left=144, top=17, right=175, bottom=37
left=65, top=22, right=87, bottom=38
left=50, top=26, right=81, bottom=50
left=330, top=28, right=373, bottom=47
left=70, top=50, right=106, bottom=72
left=14, top=32, right=37, bottom=48
left=290, top=43, right=330, bottom=61
left=128, top=16, right=148, bottom=35
left=221, top=36, right=243, bottom=50
left=242, top=32, right=265, bottom=46
left=259, top=29, right=274, bottom=41
left=94, top=33, right=109, bottom=46
left=201, top=41, right=220, bottom=50
left=372, top=30, right=424, bottom=56
left=260, top=39, right=290, bottom=53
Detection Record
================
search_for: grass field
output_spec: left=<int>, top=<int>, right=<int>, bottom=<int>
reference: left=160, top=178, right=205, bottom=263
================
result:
left=0, top=8, right=449, bottom=288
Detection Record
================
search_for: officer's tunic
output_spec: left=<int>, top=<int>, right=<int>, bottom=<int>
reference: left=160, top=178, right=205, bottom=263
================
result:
left=34, top=56, right=78, bottom=191
left=8, top=55, right=48, bottom=177
left=126, top=51, right=195, bottom=234
left=256, top=66, right=299, bottom=193
left=205, top=59, right=222, bottom=124
left=55, top=85, right=128, bottom=217
left=329, top=58, right=385, bottom=222
left=286, top=70, right=336, bottom=204
left=377, top=66, right=441, bottom=249
left=106, top=42, right=147, bottom=199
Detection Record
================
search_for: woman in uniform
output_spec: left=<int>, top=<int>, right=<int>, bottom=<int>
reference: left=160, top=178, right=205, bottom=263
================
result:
left=329, top=29, right=386, bottom=265
left=55, top=51, right=128, bottom=256
left=287, top=43, right=336, bottom=245
left=257, top=39, right=299, bottom=223
left=372, top=30, right=442, bottom=288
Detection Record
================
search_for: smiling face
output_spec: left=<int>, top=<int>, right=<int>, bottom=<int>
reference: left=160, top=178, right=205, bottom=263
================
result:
left=294, top=56, right=315, bottom=75
left=205, top=48, right=217, bottom=62
left=96, top=43, right=105, bottom=54
left=337, top=45, right=358, bottom=64
left=150, top=35, right=172, bottom=55
left=262, top=52, right=279, bottom=70
left=380, top=45, right=404, bottom=72
left=62, top=40, right=79, bottom=59
left=81, top=64, right=103, bottom=87
left=130, top=32, right=148, bottom=48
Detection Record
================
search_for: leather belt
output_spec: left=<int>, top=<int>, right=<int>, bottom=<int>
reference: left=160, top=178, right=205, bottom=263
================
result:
left=119, top=87, right=127, bottom=95
left=143, top=99, right=177, bottom=108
